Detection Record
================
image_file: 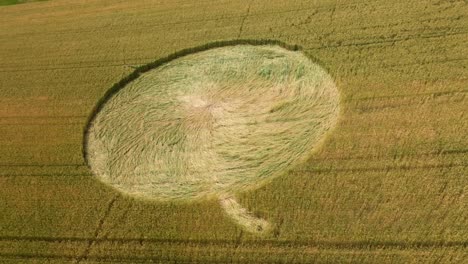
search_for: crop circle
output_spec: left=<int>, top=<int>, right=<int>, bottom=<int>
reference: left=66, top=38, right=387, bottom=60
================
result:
left=85, top=44, right=340, bottom=201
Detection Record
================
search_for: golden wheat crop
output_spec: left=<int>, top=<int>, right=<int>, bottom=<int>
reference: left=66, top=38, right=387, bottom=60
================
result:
left=0, top=0, right=466, bottom=262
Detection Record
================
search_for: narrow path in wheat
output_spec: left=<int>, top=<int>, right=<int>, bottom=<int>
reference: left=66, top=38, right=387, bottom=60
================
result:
left=220, top=196, right=271, bottom=234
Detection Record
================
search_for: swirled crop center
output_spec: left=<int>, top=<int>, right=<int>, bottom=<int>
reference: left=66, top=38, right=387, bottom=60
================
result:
left=86, top=45, right=340, bottom=201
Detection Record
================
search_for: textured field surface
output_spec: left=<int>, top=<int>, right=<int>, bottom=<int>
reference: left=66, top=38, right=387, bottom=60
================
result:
left=0, top=0, right=467, bottom=262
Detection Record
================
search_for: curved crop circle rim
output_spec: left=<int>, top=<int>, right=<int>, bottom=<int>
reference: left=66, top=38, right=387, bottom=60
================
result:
left=82, top=39, right=341, bottom=201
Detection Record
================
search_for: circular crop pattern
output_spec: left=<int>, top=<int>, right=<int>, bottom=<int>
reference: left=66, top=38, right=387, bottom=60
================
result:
left=86, top=44, right=340, bottom=202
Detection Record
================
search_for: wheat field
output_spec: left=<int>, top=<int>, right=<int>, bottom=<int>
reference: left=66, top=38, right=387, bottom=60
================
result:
left=0, top=0, right=467, bottom=263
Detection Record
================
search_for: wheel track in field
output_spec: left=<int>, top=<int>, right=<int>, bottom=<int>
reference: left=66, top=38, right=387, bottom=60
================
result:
left=1, top=89, right=465, bottom=118
left=0, top=236, right=466, bottom=263
left=2, top=236, right=466, bottom=248
left=237, top=0, right=253, bottom=39
left=1, top=47, right=466, bottom=73
left=74, top=195, right=118, bottom=263
left=1, top=148, right=467, bottom=169
left=295, top=163, right=468, bottom=174
left=3, top=88, right=466, bottom=116
left=0, top=163, right=466, bottom=178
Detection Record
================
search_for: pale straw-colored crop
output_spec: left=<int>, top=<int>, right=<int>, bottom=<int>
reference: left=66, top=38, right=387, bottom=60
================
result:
left=86, top=45, right=340, bottom=233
